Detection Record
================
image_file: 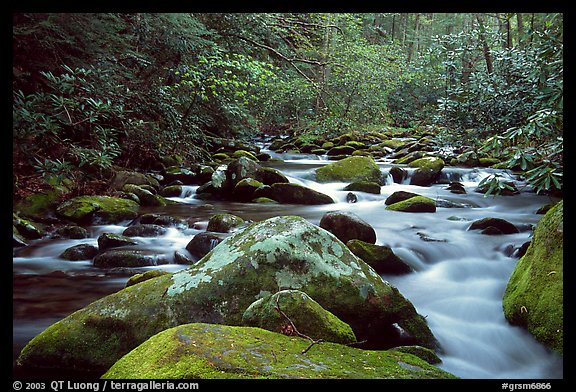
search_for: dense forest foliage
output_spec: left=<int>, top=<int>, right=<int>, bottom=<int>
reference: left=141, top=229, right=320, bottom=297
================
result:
left=13, top=13, right=563, bottom=200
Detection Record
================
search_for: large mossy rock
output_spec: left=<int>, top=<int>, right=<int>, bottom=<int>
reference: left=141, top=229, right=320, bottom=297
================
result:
left=268, top=183, right=334, bottom=205
left=502, top=200, right=563, bottom=354
left=56, top=196, right=139, bottom=224
left=315, top=156, right=383, bottom=184
left=408, top=156, right=445, bottom=186
left=17, top=216, right=436, bottom=376
left=102, top=323, right=456, bottom=379
left=242, top=289, right=356, bottom=345
left=386, top=196, right=436, bottom=213
left=346, top=240, right=412, bottom=275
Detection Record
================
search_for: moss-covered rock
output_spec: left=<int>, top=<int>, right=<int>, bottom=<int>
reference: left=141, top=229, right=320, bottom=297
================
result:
left=103, top=323, right=456, bottom=379
left=408, top=156, right=445, bottom=186
left=206, top=213, right=245, bottom=233
left=468, top=217, right=519, bottom=235
left=59, top=244, right=99, bottom=261
left=386, top=196, right=436, bottom=213
left=390, top=345, right=442, bottom=365
left=502, top=200, right=563, bottom=354
left=242, top=290, right=356, bottom=345
left=346, top=240, right=411, bottom=275
left=97, top=232, right=138, bottom=252
left=268, top=183, right=335, bottom=205
left=56, top=196, right=139, bottom=224
left=123, top=184, right=166, bottom=207
left=12, top=213, right=44, bottom=240
left=126, top=270, right=171, bottom=288
left=14, top=183, right=70, bottom=223
left=232, top=178, right=264, bottom=202
left=110, top=170, right=160, bottom=191
left=343, top=181, right=381, bottom=194
left=232, top=150, right=258, bottom=161
left=315, top=156, right=383, bottom=184
left=319, top=211, right=376, bottom=244
left=93, top=250, right=167, bottom=268
left=326, top=145, right=356, bottom=156
left=255, top=167, right=289, bottom=185
left=385, top=191, right=421, bottom=205
left=17, top=216, right=437, bottom=376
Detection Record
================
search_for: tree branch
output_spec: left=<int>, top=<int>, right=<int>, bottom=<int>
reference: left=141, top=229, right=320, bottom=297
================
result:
left=274, top=295, right=324, bottom=354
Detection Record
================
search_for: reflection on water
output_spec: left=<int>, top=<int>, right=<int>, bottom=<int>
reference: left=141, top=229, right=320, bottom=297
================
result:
left=13, top=152, right=562, bottom=379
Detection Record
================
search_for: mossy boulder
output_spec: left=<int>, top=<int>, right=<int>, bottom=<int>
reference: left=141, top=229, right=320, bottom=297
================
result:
left=315, top=156, right=383, bottom=185
left=502, top=200, right=563, bottom=354
left=408, top=156, right=445, bottom=186
left=385, top=191, right=420, bottom=205
left=232, top=178, right=264, bottom=202
left=255, top=167, right=289, bottom=185
left=468, top=217, right=519, bottom=235
left=97, top=232, right=138, bottom=252
left=386, top=196, right=436, bottom=213
left=122, top=184, right=166, bottom=207
left=12, top=214, right=44, bottom=240
left=231, top=150, right=258, bottom=161
left=268, top=183, right=334, bottom=205
left=242, top=290, right=356, bottom=345
left=319, top=211, right=377, bottom=244
left=110, top=170, right=160, bottom=191
left=59, top=244, right=99, bottom=261
left=343, top=181, right=381, bottom=194
left=206, top=213, right=245, bottom=233
left=17, top=216, right=436, bottom=376
left=55, top=196, right=139, bottom=224
left=102, top=323, right=455, bottom=379
left=93, top=250, right=168, bottom=268
left=14, top=182, right=71, bottom=223
left=126, top=270, right=171, bottom=288
left=346, top=240, right=412, bottom=275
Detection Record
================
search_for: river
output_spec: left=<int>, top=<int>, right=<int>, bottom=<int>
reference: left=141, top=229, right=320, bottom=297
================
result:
left=12, top=145, right=563, bottom=379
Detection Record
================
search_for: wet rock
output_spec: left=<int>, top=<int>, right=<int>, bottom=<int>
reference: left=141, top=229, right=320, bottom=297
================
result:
left=173, top=249, right=195, bottom=265
left=386, top=196, right=436, bottom=213
left=315, top=156, right=383, bottom=185
left=446, top=181, right=466, bottom=194
left=226, top=157, right=260, bottom=188
left=346, top=192, right=358, bottom=203
left=162, top=166, right=197, bottom=185
left=206, top=213, right=245, bottom=233
left=93, top=250, right=167, bottom=268
left=503, top=200, right=563, bottom=354
left=56, top=196, right=139, bottom=225
left=268, top=183, right=335, bottom=205
left=102, top=323, right=455, bottom=379
left=185, top=231, right=228, bottom=259
left=255, top=167, right=289, bottom=185
left=468, top=217, right=519, bottom=234
left=123, top=184, right=166, bottom=207
left=126, top=270, right=171, bottom=288
left=408, top=156, right=445, bottom=186
left=109, top=170, right=160, bottom=191
left=242, top=289, right=356, bottom=344
left=159, top=185, right=182, bottom=197
left=344, top=181, right=381, bottom=194
left=59, top=244, right=99, bottom=261
left=385, top=191, right=420, bottom=205
left=389, top=166, right=408, bottom=184
left=455, top=151, right=480, bottom=167
left=12, top=214, right=44, bottom=240
left=53, top=225, right=89, bottom=239
left=97, top=232, right=138, bottom=252
left=17, top=216, right=437, bottom=375
left=138, top=213, right=187, bottom=228
left=326, top=145, right=356, bottom=156
left=122, top=224, right=167, bottom=237
left=319, top=211, right=377, bottom=244
left=346, top=239, right=412, bottom=275
left=232, top=178, right=264, bottom=202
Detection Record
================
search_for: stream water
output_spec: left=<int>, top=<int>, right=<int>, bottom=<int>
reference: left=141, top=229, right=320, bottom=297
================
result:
left=12, top=145, right=563, bottom=379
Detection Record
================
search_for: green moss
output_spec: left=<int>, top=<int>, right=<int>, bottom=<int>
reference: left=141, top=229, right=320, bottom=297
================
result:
left=232, top=150, right=258, bottom=161
left=206, top=213, right=245, bottom=233
left=386, top=196, right=436, bottom=213
left=408, top=156, right=444, bottom=172
left=315, top=156, right=383, bottom=184
left=102, top=323, right=456, bottom=379
left=56, top=196, right=139, bottom=224
left=343, top=181, right=381, bottom=194
left=502, top=200, right=563, bottom=354
left=242, top=290, right=356, bottom=344
left=346, top=239, right=411, bottom=274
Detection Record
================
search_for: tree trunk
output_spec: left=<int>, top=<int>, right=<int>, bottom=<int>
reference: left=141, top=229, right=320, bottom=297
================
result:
left=517, top=13, right=524, bottom=46
left=475, top=13, right=494, bottom=75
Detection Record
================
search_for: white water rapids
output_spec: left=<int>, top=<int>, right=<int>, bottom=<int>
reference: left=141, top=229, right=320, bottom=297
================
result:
left=13, top=150, right=563, bottom=379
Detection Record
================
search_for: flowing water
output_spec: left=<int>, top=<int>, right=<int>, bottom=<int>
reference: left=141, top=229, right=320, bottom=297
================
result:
left=12, top=146, right=563, bottom=379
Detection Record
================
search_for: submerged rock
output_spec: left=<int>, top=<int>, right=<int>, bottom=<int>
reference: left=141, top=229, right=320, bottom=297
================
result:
left=242, top=290, right=356, bottom=345
left=102, top=323, right=456, bottom=379
left=503, top=200, right=563, bottom=354
left=59, top=244, right=99, bottom=261
left=17, top=216, right=436, bottom=376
